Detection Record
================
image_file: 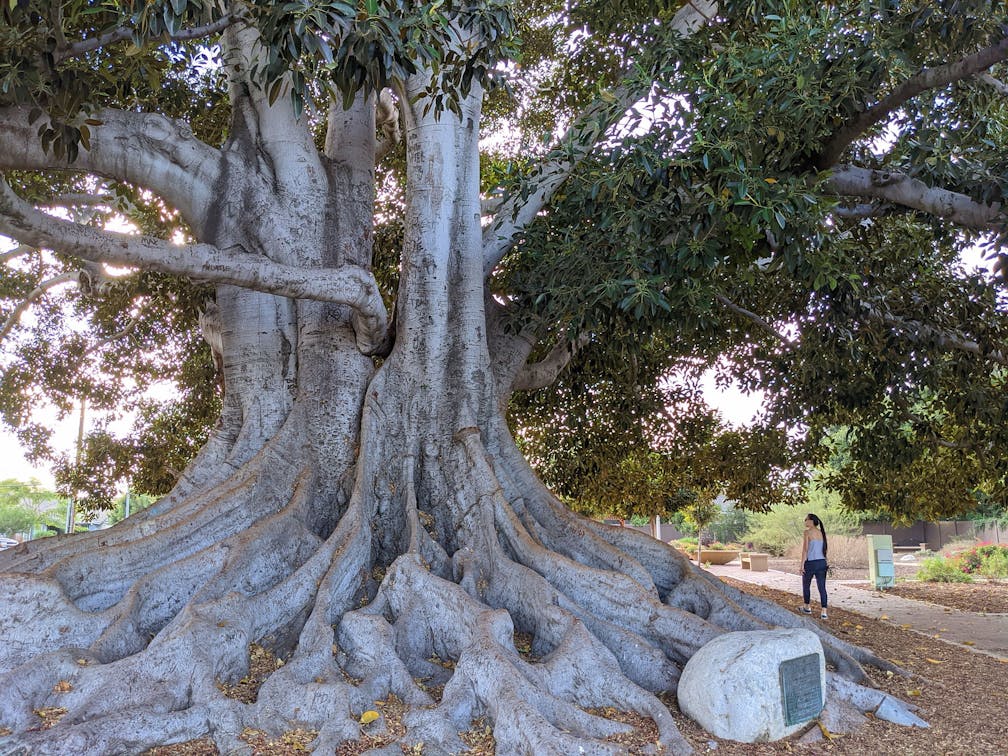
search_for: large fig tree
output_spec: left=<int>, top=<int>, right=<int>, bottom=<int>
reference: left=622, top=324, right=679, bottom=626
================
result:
left=3, top=0, right=1004, bottom=752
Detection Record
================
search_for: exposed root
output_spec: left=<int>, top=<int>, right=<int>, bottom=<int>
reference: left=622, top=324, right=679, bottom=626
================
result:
left=0, top=421, right=928, bottom=755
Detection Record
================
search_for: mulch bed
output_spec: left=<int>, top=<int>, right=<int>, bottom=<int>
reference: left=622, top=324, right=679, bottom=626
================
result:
left=845, top=581, right=1008, bottom=614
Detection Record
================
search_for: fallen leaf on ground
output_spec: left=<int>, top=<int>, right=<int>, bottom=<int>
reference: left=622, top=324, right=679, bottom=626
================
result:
left=925, top=658, right=944, bottom=664
left=359, top=710, right=380, bottom=725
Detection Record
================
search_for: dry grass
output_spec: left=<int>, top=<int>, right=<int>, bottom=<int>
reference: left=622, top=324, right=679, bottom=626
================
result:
left=785, top=535, right=869, bottom=569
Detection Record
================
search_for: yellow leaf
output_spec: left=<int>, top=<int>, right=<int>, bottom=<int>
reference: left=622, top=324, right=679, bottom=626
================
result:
left=879, top=614, right=889, bottom=620
left=900, top=624, right=911, bottom=629
left=925, top=658, right=944, bottom=664
left=907, top=689, right=921, bottom=696
left=963, top=641, right=975, bottom=646
left=764, top=177, right=778, bottom=184
left=359, top=710, right=380, bottom=725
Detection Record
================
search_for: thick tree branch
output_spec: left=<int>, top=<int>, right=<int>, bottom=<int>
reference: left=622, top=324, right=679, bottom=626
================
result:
left=0, top=271, right=78, bottom=344
left=374, top=90, right=402, bottom=164
left=818, top=33, right=1008, bottom=168
left=860, top=300, right=1008, bottom=365
left=481, top=0, right=718, bottom=276
left=0, top=245, right=33, bottom=264
left=715, top=293, right=796, bottom=348
left=53, top=14, right=238, bottom=64
left=0, top=179, right=389, bottom=354
left=825, top=164, right=1005, bottom=231
left=0, top=107, right=223, bottom=235
left=512, top=332, right=592, bottom=391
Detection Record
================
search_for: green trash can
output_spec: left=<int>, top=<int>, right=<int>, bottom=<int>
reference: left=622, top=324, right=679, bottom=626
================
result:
left=867, top=534, right=895, bottom=589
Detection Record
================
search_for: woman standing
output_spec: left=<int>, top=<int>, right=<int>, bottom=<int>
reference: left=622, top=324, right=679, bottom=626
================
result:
left=799, top=513, right=829, bottom=619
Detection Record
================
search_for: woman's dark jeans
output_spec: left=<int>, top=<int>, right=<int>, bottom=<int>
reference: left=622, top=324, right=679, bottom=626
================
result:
left=802, top=558, right=828, bottom=607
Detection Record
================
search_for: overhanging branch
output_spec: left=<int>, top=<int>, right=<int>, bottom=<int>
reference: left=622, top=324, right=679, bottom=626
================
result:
left=715, top=293, right=796, bottom=348
left=0, top=178, right=389, bottom=354
left=817, top=33, right=1008, bottom=168
left=53, top=13, right=238, bottom=64
left=860, top=300, right=1008, bottom=365
left=0, top=270, right=78, bottom=344
left=481, top=0, right=718, bottom=276
left=825, top=164, right=1004, bottom=231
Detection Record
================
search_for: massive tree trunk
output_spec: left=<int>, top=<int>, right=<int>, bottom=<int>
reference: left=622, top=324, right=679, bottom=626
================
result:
left=0, top=22, right=926, bottom=756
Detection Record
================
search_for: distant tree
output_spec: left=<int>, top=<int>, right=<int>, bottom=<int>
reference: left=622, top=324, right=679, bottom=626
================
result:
left=107, top=491, right=157, bottom=525
left=0, top=478, right=66, bottom=537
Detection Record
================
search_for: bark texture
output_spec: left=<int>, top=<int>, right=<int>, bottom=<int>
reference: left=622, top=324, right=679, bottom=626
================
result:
left=0, top=15, right=927, bottom=754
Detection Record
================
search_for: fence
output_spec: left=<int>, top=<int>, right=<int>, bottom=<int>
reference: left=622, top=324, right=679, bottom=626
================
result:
left=860, top=518, right=1006, bottom=552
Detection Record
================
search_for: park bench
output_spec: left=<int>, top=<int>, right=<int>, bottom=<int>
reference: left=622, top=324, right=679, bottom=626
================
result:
left=892, top=543, right=928, bottom=554
left=740, top=552, right=769, bottom=571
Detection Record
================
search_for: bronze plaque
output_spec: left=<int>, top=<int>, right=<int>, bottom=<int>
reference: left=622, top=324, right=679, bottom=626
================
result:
left=779, top=653, right=823, bottom=726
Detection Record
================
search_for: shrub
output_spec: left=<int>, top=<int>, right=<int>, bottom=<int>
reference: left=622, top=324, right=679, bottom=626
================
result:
left=979, top=549, right=1008, bottom=580
left=917, top=556, right=973, bottom=583
left=957, top=543, right=1008, bottom=575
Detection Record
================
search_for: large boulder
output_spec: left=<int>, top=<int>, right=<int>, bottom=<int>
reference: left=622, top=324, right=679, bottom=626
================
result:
left=677, top=629, right=825, bottom=742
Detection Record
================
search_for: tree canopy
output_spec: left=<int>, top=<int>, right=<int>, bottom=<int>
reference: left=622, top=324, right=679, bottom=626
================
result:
left=4, top=1, right=1006, bottom=523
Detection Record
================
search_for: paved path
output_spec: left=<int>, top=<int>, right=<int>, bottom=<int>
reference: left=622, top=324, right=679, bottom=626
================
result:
left=704, top=562, right=1008, bottom=659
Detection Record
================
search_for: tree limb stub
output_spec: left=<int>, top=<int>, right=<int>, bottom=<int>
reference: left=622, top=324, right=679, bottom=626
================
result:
left=512, top=332, right=592, bottom=391
left=0, top=179, right=390, bottom=354
left=825, top=164, right=1005, bottom=231
left=817, top=32, right=1008, bottom=168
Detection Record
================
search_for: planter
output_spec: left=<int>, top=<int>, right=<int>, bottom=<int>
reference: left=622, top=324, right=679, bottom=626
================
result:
left=697, top=550, right=739, bottom=565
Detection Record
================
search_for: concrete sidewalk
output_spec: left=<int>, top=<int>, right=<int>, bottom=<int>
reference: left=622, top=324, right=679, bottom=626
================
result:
left=704, top=562, right=1008, bottom=659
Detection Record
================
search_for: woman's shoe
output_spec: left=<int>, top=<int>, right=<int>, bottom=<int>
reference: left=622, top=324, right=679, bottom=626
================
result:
left=820, top=610, right=828, bottom=619
left=798, top=606, right=812, bottom=615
